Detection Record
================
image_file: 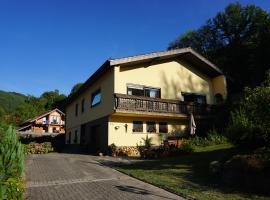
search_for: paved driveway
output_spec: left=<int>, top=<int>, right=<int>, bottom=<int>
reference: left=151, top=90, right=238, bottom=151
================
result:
left=25, top=153, right=184, bottom=200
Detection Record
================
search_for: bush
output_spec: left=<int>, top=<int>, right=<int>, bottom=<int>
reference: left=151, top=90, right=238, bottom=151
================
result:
left=108, top=143, right=117, bottom=156
left=187, top=129, right=228, bottom=147
left=137, top=135, right=154, bottom=158
left=206, top=129, right=228, bottom=144
left=170, top=142, right=194, bottom=156
left=225, top=109, right=264, bottom=146
left=225, top=70, right=270, bottom=147
left=167, top=129, right=187, bottom=138
left=0, top=126, right=24, bottom=199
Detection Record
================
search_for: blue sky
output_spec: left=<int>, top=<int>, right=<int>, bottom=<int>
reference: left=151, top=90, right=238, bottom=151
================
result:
left=0, top=0, right=270, bottom=96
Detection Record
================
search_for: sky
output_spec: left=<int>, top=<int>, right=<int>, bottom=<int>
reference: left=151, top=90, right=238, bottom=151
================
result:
left=0, top=0, right=270, bottom=97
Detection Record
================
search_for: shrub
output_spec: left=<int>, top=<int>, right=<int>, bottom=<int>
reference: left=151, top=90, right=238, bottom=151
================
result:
left=225, top=109, right=263, bottom=146
left=170, top=142, right=194, bottom=156
left=187, top=129, right=228, bottom=147
left=167, top=129, right=187, bottom=138
left=108, top=143, right=117, bottom=156
left=206, top=129, right=228, bottom=144
left=141, top=135, right=153, bottom=149
left=0, top=126, right=24, bottom=199
left=137, top=135, right=154, bottom=158
left=225, top=70, right=270, bottom=147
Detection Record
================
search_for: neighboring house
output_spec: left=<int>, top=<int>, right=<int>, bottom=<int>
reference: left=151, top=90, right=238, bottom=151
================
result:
left=65, top=48, right=227, bottom=153
left=17, top=108, right=65, bottom=135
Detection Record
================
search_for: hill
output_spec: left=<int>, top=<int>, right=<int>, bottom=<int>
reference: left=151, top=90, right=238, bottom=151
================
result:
left=0, top=90, right=26, bottom=114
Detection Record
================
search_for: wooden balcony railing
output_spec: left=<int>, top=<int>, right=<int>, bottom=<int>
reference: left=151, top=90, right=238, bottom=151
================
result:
left=114, top=93, right=212, bottom=116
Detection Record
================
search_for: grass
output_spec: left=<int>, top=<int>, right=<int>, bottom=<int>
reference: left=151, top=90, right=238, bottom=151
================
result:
left=117, top=143, right=270, bottom=200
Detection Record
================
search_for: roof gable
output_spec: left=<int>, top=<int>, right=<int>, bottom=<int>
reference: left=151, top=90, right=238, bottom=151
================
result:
left=109, top=47, right=223, bottom=77
left=20, top=108, right=65, bottom=126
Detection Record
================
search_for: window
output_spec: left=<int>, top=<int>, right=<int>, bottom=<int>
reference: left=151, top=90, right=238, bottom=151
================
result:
left=133, top=121, right=143, bottom=132
left=146, top=121, right=156, bottom=133
left=74, top=130, right=78, bottom=144
left=127, top=85, right=144, bottom=96
left=182, top=93, right=206, bottom=104
left=127, top=84, right=160, bottom=98
left=75, top=103, right=78, bottom=116
left=51, top=115, right=59, bottom=124
left=159, top=122, right=168, bottom=133
left=91, top=89, right=101, bottom=107
left=145, top=88, right=160, bottom=98
left=81, top=99, right=85, bottom=113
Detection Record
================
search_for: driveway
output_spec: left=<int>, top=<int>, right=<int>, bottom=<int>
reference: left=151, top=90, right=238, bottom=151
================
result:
left=25, top=153, right=184, bottom=200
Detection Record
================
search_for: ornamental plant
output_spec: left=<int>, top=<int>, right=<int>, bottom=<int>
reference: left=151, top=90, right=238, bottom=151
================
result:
left=0, top=126, right=24, bottom=199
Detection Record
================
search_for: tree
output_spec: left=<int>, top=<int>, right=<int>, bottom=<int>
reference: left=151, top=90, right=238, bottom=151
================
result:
left=70, top=83, right=83, bottom=96
left=169, top=3, right=270, bottom=93
left=0, top=126, right=24, bottom=199
left=15, top=96, right=46, bottom=122
left=40, top=90, right=67, bottom=110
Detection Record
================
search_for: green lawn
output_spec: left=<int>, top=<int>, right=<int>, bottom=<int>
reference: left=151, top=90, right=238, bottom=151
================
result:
left=117, top=144, right=270, bottom=200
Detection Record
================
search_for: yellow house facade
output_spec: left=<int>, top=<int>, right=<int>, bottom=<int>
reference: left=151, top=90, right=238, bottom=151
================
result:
left=65, top=48, right=227, bottom=153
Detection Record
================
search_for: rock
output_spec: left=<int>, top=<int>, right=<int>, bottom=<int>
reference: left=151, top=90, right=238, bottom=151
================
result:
left=209, top=161, right=221, bottom=175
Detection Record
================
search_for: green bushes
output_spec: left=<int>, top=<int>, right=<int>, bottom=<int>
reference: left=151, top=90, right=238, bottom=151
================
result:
left=0, top=126, right=24, bottom=200
left=187, top=129, right=228, bottom=147
left=225, top=70, right=270, bottom=147
left=108, top=143, right=117, bottom=156
left=137, top=135, right=154, bottom=158
left=169, top=142, right=194, bottom=156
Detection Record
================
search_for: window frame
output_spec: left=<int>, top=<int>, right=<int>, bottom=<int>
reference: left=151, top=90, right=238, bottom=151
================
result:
left=181, top=92, right=207, bottom=104
left=159, top=122, right=168, bottom=133
left=127, top=84, right=161, bottom=98
left=146, top=121, right=157, bottom=133
left=132, top=121, right=143, bottom=133
left=91, top=89, right=101, bottom=107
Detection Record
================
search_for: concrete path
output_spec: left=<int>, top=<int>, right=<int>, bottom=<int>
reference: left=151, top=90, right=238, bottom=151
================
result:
left=25, top=153, right=184, bottom=200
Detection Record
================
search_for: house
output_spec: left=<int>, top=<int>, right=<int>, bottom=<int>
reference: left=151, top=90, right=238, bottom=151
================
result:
left=17, top=108, right=65, bottom=135
left=65, top=48, right=227, bottom=153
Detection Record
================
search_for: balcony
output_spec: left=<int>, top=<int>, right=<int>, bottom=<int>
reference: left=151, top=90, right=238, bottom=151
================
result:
left=114, top=93, right=213, bottom=116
